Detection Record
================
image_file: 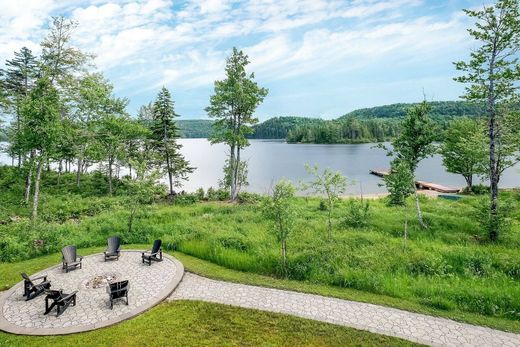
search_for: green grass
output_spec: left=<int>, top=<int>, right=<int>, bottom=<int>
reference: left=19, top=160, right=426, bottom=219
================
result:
left=0, top=301, right=418, bottom=347
left=1, top=166, right=519, bottom=333
left=1, top=246, right=519, bottom=332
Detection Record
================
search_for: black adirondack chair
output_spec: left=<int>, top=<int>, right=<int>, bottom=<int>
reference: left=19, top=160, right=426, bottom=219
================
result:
left=62, top=245, right=83, bottom=273
left=104, top=236, right=121, bottom=261
left=44, top=289, right=77, bottom=317
left=141, top=239, right=162, bottom=266
left=106, top=280, right=129, bottom=309
left=21, top=273, right=51, bottom=301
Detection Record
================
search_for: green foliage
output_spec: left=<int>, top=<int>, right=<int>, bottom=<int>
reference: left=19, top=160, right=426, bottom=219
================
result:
left=251, top=116, right=323, bottom=139
left=262, top=180, right=297, bottom=274
left=455, top=0, right=520, bottom=241
left=384, top=159, right=415, bottom=206
left=206, top=47, right=268, bottom=200
left=150, top=87, right=194, bottom=195
left=176, top=119, right=214, bottom=138
left=474, top=197, right=513, bottom=240
left=341, top=101, right=486, bottom=120
left=440, top=117, right=487, bottom=191
left=343, top=199, right=371, bottom=228
left=207, top=187, right=231, bottom=201
left=302, top=164, right=349, bottom=238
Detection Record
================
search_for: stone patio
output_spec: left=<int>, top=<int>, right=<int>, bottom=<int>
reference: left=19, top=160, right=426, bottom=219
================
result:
left=0, top=251, right=183, bottom=335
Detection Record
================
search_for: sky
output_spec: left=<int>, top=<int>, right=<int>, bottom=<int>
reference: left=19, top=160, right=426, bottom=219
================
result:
left=0, top=0, right=491, bottom=120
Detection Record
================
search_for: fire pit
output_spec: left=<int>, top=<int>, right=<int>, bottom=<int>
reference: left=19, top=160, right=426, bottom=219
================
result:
left=83, top=272, right=119, bottom=289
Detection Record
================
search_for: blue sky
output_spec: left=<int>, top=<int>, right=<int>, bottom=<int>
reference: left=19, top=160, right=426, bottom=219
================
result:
left=0, top=0, right=489, bottom=120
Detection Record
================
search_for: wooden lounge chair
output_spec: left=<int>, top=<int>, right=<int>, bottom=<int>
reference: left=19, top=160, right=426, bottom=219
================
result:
left=141, top=239, right=162, bottom=266
left=21, top=273, right=51, bottom=301
left=62, top=245, right=83, bottom=273
left=104, top=236, right=121, bottom=261
left=44, top=289, right=77, bottom=317
left=106, top=280, right=129, bottom=309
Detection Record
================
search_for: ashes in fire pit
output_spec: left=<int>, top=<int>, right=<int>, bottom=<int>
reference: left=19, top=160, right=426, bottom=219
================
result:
left=83, top=272, right=119, bottom=289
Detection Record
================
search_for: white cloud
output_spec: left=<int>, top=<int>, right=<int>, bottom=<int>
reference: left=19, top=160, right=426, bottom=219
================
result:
left=0, top=0, right=475, bottom=116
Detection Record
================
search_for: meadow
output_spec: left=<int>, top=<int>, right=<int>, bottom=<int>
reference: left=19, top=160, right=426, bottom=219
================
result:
left=0, top=167, right=519, bottom=332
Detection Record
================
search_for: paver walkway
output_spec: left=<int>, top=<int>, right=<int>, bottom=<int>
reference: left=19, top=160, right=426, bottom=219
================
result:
left=0, top=251, right=183, bottom=335
left=170, top=273, right=520, bottom=347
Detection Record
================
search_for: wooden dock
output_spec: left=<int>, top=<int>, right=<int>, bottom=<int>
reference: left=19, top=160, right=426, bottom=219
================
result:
left=370, top=169, right=460, bottom=193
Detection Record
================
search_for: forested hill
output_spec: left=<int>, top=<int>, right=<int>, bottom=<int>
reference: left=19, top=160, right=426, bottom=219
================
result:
left=177, top=117, right=323, bottom=139
left=176, top=101, right=485, bottom=141
left=177, top=120, right=213, bottom=138
left=249, top=116, right=323, bottom=139
left=340, top=101, right=485, bottom=120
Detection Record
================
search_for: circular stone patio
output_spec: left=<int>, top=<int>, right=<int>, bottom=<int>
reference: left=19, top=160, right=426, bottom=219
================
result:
left=0, top=250, right=183, bottom=335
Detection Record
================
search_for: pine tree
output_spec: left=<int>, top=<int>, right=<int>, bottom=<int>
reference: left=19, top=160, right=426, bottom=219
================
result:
left=150, top=87, right=193, bottom=195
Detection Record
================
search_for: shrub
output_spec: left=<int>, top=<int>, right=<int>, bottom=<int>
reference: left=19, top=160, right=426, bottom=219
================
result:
left=343, top=199, right=370, bottom=228
left=238, top=192, right=262, bottom=204
left=195, top=188, right=206, bottom=201
left=207, top=188, right=230, bottom=201
left=173, top=194, right=198, bottom=205
left=474, top=197, right=513, bottom=239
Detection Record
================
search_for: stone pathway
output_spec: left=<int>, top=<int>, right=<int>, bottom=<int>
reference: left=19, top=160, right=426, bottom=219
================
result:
left=0, top=251, right=183, bottom=335
left=170, top=273, right=520, bottom=347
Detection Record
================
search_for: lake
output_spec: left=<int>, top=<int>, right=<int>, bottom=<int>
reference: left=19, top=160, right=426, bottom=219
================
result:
left=1, top=139, right=519, bottom=195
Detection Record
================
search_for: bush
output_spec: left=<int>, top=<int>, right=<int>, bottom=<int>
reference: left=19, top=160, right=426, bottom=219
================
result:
left=173, top=194, right=199, bottom=205
left=207, top=187, right=230, bottom=201
left=238, top=192, right=262, bottom=204
left=319, top=200, right=327, bottom=211
left=195, top=188, right=206, bottom=201
left=474, top=197, right=513, bottom=239
left=342, top=199, right=370, bottom=228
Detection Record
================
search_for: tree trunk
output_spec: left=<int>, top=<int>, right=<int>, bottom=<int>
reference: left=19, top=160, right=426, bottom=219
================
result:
left=327, top=199, right=333, bottom=239
left=76, top=157, right=82, bottom=187
left=464, top=175, right=473, bottom=192
left=57, top=160, right=63, bottom=187
left=229, top=143, right=236, bottom=201
left=232, top=147, right=241, bottom=201
left=281, top=239, right=287, bottom=276
left=414, top=186, right=427, bottom=229
left=165, top=149, right=173, bottom=196
left=24, top=150, right=35, bottom=204
left=108, top=156, right=113, bottom=195
left=487, top=42, right=499, bottom=241
left=31, top=155, right=44, bottom=221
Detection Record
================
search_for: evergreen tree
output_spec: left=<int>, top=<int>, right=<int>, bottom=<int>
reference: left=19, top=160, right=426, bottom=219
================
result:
left=1, top=47, right=39, bottom=167
left=151, top=87, right=193, bottom=195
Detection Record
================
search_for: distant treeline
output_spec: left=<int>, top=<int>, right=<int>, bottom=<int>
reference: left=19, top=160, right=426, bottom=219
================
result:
left=177, top=120, right=214, bottom=138
left=176, top=101, right=487, bottom=142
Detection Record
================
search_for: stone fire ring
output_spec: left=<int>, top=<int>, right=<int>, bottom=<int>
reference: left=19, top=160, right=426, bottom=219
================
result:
left=0, top=250, right=184, bottom=335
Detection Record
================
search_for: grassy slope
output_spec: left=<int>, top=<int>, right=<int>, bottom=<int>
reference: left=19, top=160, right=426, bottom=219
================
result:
left=0, top=301, right=417, bottom=347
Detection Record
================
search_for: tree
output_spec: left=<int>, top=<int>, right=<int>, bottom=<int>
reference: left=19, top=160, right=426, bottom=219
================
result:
left=125, top=159, right=162, bottom=235
left=440, top=117, right=488, bottom=192
left=1, top=47, right=39, bottom=167
left=385, top=101, right=436, bottom=228
left=302, top=164, right=348, bottom=239
left=150, top=87, right=193, bottom=195
left=384, top=158, right=415, bottom=206
left=206, top=47, right=268, bottom=201
left=40, top=16, right=91, bottom=86
left=262, top=180, right=297, bottom=275
left=454, top=0, right=520, bottom=240
left=19, top=77, right=61, bottom=220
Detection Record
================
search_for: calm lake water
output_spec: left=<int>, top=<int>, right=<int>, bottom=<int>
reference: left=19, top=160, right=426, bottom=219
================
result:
left=1, top=139, right=519, bottom=195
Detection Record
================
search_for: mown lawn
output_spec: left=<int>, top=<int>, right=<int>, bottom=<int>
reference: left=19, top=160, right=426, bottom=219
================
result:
left=0, top=301, right=417, bottom=347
